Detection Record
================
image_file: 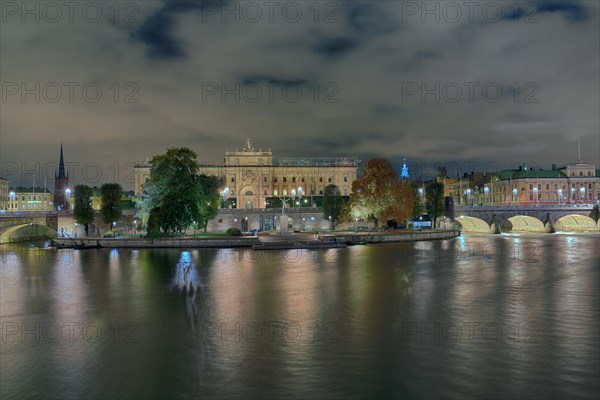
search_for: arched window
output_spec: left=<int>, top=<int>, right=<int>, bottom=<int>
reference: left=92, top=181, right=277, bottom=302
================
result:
left=245, top=191, right=254, bottom=196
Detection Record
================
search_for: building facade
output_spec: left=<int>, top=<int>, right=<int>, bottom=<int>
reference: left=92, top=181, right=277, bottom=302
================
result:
left=450, top=162, right=600, bottom=206
left=134, top=139, right=360, bottom=209
left=0, top=177, right=8, bottom=211
left=7, top=187, right=54, bottom=212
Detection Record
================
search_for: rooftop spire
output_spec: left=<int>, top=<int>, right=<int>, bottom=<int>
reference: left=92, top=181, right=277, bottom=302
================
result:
left=57, top=143, right=67, bottom=179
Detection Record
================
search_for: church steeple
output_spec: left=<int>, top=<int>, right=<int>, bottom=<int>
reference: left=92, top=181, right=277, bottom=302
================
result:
left=54, top=143, right=70, bottom=210
left=57, top=143, right=68, bottom=179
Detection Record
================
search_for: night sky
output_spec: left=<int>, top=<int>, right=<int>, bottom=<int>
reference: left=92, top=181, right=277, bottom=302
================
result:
left=1, top=0, right=599, bottom=189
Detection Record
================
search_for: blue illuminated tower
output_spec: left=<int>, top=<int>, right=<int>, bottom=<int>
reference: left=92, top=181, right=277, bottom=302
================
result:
left=401, top=158, right=409, bottom=179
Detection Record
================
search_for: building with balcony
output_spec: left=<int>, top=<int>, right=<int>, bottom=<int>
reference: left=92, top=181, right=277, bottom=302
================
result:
left=134, top=139, right=361, bottom=209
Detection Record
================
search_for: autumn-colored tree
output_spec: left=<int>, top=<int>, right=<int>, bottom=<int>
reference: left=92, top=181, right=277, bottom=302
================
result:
left=344, top=158, right=415, bottom=227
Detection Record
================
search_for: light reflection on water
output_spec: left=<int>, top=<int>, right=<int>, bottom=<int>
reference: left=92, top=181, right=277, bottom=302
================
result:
left=1, top=234, right=599, bottom=399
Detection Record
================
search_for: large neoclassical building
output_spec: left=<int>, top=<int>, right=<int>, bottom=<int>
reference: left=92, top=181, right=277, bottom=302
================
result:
left=135, top=139, right=360, bottom=209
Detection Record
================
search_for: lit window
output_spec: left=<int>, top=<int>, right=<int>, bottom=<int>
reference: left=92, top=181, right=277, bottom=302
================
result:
left=274, top=190, right=278, bottom=196
left=283, top=189, right=287, bottom=195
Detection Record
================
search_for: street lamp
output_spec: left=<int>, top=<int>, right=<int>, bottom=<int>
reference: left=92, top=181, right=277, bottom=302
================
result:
left=580, top=186, right=585, bottom=203
left=512, top=188, right=518, bottom=205
left=222, top=187, right=230, bottom=208
left=329, top=215, right=332, bottom=230
left=557, top=188, right=563, bottom=205
left=9, top=192, right=15, bottom=211
left=466, top=188, right=472, bottom=206
left=65, top=188, right=71, bottom=210
left=533, top=187, right=538, bottom=206
left=484, top=186, right=489, bottom=205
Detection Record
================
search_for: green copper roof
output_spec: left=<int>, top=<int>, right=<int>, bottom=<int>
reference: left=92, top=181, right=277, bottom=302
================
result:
left=494, top=169, right=567, bottom=180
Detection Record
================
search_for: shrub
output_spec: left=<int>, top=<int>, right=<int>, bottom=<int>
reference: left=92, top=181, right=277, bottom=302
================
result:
left=226, top=227, right=243, bottom=236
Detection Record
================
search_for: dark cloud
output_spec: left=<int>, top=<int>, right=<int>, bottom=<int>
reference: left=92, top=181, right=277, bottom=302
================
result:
left=313, top=37, right=358, bottom=57
left=239, top=75, right=307, bottom=86
left=133, top=0, right=227, bottom=60
left=1, top=0, right=598, bottom=187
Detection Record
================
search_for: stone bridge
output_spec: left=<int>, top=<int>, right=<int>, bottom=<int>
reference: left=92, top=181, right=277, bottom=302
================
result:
left=452, top=205, right=600, bottom=234
left=0, top=210, right=138, bottom=244
left=0, top=213, right=59, bottom=244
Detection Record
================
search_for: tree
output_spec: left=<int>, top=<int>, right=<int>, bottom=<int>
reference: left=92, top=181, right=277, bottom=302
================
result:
left=135, top=147, right=202, bottom=234
left=411, top=182, right=426, bottom=218
left=344, top=158, right=415, bottom=227
left=73, top=184, right=94, bottom=236
left=425, top=181, right=445, bottom=228
left=196, top=174, right=221, bottom=232
left=323, top=184, right=345, bottom=229
left=101, top=183, right=123, bottom=231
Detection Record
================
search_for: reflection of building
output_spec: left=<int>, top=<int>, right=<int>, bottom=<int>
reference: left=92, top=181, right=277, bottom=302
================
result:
left=7, top=187, right=54, bottom=212
left=0, top=177, right=8, bottom=211
left=471, top=162, right=599, bottom=206
left=54, top=144, right=69, bottom=210
left=135, top=139, right=360, bottom=209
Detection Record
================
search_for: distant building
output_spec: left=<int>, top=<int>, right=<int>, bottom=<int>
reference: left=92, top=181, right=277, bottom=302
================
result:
left=135, top=139, right=360, bottom=209
left=487, top=162, right=599, bottom=206
left=54, top=144, right=70, bottom=210
left=90, top=187, right=136, bottom=211
left=7, top=187, right=54, bottom=212
left=0, top=177, right=8, bottom=211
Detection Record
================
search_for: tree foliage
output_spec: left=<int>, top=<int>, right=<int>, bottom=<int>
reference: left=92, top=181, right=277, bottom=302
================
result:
left=135, top=147, right=220, bottom=235
left=344, top=158, right=415, bottom=227
left=73, top=184, right=94, bottom=236
left=425, top=181, right=445, bottom=228
left=411, top=182, right=426, bottom=218
left=196, top=174, right=222, bottom=232
left=101, top=183, right=123, bottom=230
left=322, top=184, right=345, bottom=229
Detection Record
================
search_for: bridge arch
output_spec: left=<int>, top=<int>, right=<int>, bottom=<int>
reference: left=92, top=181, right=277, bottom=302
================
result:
left=0, top=223, right=57, bottom=244
left=555, top=215, right=598, bottom=232
left=455, top=216, right=490, bottom=233
left=503, top=216, right=545, bottom=233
